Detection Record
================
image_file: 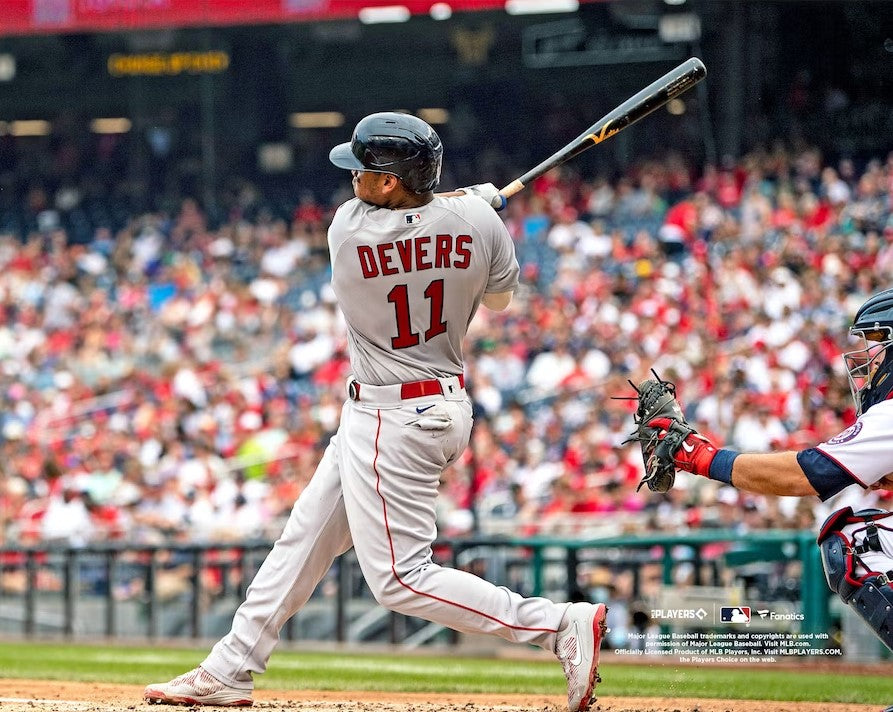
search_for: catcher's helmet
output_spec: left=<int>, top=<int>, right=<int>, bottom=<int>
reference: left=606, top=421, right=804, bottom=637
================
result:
left=844, top=287, right=893, bottom=414
left=329, top=112, right=443, bottom=194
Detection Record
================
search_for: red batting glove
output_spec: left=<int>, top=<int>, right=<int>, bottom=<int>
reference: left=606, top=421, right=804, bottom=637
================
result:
left=648, top=417, right=719, bottom=477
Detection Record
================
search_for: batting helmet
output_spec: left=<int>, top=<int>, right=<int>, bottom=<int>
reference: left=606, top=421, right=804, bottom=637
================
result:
left=329, top=112, right=443, bottom=194
left=845, top=287, right=893, bottom=414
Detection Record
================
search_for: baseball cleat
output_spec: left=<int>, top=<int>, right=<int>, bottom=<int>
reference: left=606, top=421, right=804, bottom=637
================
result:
left=556, top=602, right=608, bottom=712
left=144, top=667, right=253, bottom=706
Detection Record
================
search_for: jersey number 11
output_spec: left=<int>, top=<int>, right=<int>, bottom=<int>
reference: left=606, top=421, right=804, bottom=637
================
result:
left=387, top=279, right=447, bottom=349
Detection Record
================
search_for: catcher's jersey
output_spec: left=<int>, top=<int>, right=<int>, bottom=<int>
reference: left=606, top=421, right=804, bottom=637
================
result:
left=328, top=195, right=519, bottom=385
left=814, top=398, right=893, bottom=488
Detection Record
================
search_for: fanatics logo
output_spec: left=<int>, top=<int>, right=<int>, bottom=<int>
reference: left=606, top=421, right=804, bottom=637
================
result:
left=405, top=213, right=422, bottom=225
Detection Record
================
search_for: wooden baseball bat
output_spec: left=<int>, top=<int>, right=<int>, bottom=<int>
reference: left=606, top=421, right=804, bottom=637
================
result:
left=499, top=57, right=707, bottom=199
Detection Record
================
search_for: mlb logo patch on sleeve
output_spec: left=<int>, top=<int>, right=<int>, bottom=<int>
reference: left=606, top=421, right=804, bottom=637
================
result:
left=405, top=213, right=422, bottom=225
left=720, top=606, right=751, bottom=623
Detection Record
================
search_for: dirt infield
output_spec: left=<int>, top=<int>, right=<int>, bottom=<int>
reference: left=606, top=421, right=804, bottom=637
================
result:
left=0, top=680, right=884, bottom=712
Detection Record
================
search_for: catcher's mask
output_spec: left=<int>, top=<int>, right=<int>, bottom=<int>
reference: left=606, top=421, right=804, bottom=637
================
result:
left=329, top=112, right=443, bottom=194
left=844, top=287, right=893, bottom=415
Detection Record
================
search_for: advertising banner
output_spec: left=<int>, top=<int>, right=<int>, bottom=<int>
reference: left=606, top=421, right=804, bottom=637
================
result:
left=0, top=0, right=584, bottom=36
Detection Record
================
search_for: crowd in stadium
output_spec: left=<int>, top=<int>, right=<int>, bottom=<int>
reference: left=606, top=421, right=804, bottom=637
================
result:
left=0, top=139, right=891, bottom=553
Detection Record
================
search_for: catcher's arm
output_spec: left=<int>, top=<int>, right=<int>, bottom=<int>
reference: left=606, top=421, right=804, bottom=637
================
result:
left=630, top=375, right=821, bottom=496
left=724, top=451, right=818, bottom=496
left=645, top=416, right=849, bottom=498
left=628, top=373, right=873, bottom=499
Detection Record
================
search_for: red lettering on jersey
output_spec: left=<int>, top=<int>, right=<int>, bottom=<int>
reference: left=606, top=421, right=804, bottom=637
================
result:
left=377, top=242, right=398, bottom=276
left=357, top=245, right=378, bottom=278
left=415, top=236, right=432, bottom=270
left=434, top=234, right=452, bottom=268
left=454, top=234, right=472, bottom=269
left=395, top=239, right=414, bottom=273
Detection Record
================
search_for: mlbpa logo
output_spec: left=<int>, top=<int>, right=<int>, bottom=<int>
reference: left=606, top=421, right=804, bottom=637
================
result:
left=405, top=213, right=422, bottom=225
left=720, top=606, right=751, bottom=624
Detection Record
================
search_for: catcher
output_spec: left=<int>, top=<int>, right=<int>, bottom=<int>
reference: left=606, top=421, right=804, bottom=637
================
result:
left=629, top=287, right=893, bottom=656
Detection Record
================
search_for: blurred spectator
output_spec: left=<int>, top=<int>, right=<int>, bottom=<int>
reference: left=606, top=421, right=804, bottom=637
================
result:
left=0, top=140, right=889, bottom=554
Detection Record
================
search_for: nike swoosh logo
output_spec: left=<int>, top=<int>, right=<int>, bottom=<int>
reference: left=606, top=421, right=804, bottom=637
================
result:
left=681, top=441, right=695, bottom=453
left=568, top=622, right=583, bottom=666
left=416, top=405, right=435, bottom=414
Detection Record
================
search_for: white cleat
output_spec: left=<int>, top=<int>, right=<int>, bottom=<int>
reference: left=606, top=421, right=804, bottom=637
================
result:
left=556, top=602, right=608, bottom=712
left=144, top=667, right=253, bottom=707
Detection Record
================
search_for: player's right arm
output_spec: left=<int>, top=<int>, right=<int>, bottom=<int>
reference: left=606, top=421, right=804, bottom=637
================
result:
left=481, top=291, right=513, bottom=311
left=437, top=192, right=517, bottom=311
left=477, top=201, right=519, bottom=309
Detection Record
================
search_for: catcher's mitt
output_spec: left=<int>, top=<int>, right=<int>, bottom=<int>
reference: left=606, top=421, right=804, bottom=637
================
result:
left=627, top=374, right=696, bottom=493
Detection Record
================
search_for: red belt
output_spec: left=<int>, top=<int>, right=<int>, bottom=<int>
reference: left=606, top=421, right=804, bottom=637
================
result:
left=349, top=375, right=464, bottom=401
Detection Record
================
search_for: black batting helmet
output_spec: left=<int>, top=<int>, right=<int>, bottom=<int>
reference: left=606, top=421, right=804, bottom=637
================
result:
left=844, top=287, right=893, bottom=414
left=329, top=112, right=443, bottom=193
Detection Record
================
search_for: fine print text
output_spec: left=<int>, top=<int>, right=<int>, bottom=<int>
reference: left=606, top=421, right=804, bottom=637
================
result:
left=617, top=631, right=842, bottom=663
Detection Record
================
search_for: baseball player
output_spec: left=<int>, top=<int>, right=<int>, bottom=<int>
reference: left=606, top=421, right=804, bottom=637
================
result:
left=634, top=287, right=893, bottom=658
left=145, top=112, right=607, bottom=712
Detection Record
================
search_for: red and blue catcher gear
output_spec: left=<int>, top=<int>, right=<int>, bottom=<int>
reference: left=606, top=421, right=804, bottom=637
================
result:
left=646, top=417, right=719, bottom=477
left=818, top=506, right=893, bottom=652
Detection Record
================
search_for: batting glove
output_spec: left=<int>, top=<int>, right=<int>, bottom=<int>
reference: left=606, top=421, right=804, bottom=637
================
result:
left=459, top=183, right=507, bottom=211
left=647, top=417, right=719, bottom=477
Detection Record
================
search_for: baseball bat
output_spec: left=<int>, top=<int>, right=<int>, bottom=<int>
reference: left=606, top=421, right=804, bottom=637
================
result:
left=499, top=57, right=707, bottom=199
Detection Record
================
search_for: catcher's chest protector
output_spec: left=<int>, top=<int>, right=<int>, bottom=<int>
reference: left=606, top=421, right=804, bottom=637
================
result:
left=818, top=506, right=893, bottom=651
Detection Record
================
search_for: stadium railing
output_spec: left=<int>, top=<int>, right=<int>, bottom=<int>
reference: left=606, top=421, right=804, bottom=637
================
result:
left=0, top=530, right=832, bottom=649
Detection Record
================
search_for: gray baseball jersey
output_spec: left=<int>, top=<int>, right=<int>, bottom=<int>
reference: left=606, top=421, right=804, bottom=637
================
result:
left=328, top=195, right=519, bottom=385
left=199, top=195, right=573, bottom=690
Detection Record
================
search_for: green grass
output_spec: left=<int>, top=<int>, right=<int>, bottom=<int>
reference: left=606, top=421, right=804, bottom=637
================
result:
left=0, top=641, right=889, bottom=705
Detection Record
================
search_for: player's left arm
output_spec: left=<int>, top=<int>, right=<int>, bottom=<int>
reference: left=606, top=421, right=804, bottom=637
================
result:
left=671, top=443, right=856, bottom=500
left=646, top=419, right=858, bottom=499
left=728, top=452, right=819, bottom=496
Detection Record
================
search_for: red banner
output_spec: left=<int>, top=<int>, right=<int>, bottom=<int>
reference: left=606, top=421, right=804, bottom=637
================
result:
left=0, top=0, right=598, bottom=36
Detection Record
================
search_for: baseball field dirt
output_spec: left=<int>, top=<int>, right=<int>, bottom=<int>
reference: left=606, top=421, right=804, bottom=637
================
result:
left=0, top=680, right=884, bottom=712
